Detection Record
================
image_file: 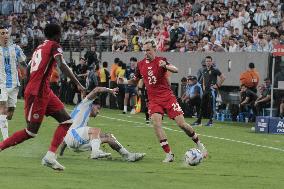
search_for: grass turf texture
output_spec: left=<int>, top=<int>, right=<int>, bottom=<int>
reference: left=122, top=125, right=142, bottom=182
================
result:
left=0, top=100, right=284, bottom=189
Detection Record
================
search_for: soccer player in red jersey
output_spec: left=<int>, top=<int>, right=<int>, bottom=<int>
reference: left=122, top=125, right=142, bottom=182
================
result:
left=0, top=23, right=85, bottom=170
left=118, top=40, right=208, bottom=162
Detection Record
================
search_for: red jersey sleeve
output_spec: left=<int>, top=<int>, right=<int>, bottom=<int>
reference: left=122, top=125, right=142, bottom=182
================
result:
left=51, top=42, right=63, bottom=58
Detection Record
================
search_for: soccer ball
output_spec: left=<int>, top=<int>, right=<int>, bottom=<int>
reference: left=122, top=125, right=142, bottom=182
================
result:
left=184, top=148, right=203, bottom=166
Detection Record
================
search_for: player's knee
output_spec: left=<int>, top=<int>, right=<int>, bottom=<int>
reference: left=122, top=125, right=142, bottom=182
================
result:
left=176, top=118, right=187, bottom=128
left=89, top=128, right=101, bottom=135
left=104, top=133, right=114, bottom=141
left=25, top=128, right=38, bottom=138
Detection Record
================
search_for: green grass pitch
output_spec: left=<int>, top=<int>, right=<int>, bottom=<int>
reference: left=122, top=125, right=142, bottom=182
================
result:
left=0, top=100, right=284, bottom=189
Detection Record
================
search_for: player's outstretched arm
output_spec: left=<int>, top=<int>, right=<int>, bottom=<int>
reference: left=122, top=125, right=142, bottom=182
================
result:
left=55, top=55, right=85, bottom=93
left=86, top=87, right=119, bottom=100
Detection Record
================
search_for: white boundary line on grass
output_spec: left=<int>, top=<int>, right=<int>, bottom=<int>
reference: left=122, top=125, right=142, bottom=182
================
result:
left=17, top=99, right=284, bottom=152
left=98, top=115, right=284, bottom=152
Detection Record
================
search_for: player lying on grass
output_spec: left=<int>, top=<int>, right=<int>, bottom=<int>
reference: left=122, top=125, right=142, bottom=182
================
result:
left=57, top=87, right=145, bottom=163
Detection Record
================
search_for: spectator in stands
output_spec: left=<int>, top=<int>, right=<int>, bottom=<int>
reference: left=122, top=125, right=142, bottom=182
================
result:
left=254, top=78, right=271, bottom=116
left=240, top=62, right=260, bottom=93
left=113, top=39, right=127, bottom=52
left=84, top=45, right=99, bottom=68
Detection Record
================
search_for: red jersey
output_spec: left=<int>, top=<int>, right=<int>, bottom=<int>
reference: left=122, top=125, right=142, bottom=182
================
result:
left=25, top=40, right=63, bottom=96
left=135, top=56, right=175, bottom=102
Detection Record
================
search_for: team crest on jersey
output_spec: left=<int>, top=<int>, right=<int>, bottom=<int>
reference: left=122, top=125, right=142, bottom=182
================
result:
left=148, top=70, right=153, bottom=76
left=57, top=48, right=63, bottom=53
left=33, top=114, right=39, bottom=119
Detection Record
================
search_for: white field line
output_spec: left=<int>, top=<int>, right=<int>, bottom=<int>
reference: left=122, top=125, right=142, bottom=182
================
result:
left=98, top=114, right=284, bottom=153
left=40, top=104, right=284, bottom=153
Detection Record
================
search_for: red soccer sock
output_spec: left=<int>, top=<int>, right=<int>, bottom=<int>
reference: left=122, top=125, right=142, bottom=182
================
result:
left=160, top=139, right=171, bottom=153
left=0, top=129, right=33, bottom=150
left=48, top=123, right=71, bottom=153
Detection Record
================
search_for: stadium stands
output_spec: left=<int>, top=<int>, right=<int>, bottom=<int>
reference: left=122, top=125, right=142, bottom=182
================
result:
left=1, top=0, right=283, bottom=55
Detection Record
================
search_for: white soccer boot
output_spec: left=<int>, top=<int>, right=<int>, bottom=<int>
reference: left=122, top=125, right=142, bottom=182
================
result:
left=42, top=151, right=65, bottom=171
left=197, top=143, right=208, bottom=158
left=162, top=153, right=174, bottom=163
left=130, top=109, right=136, bottom=115
left=124, top=152, right=145, bottom=162
left=91, top=149, right=111, bottom=159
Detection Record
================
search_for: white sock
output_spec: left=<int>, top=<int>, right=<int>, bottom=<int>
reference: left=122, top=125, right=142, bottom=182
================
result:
left=46, top=151, right=56, bottom=159
left=119, top=147, right=130, bottom=156
left=123, top=105, right=127, bottom=112
left=0, top=115, right=8, bottom=140
left=91, top=138, right=101, bottom=152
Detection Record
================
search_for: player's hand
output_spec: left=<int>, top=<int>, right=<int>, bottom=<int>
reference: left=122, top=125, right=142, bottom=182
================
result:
left=159, top=60, right=167, bottom=68
left=111, top=87, right=119, bottom=97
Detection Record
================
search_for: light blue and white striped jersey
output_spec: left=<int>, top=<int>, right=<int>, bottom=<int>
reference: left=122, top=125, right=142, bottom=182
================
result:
left=69, top=98, right=94, bottom=144
left=0, top=44, right=26, bottom=88
left=70, top=98, right=94, bottom=130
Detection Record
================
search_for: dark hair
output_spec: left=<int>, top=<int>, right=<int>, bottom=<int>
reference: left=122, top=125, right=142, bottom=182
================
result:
left=103, top=61, right=108, bottom=67
left=118, top=60, right=123, bottom=67
left=205, top=56, right=212, bottom=61
left=130, top=57, right=137, bottom=62
left=122, top=63, right=127, bottom=69
left=0, top=25, right=7, bottom=30
left=144, top=40, right=156, bottom=48
left=114, top=58, right=120, bottom=63
left=44, top=23, right=61, bottom=39
left=249, top=62, right=255, bottom=69
left=181, top=77, right=187, bottom=82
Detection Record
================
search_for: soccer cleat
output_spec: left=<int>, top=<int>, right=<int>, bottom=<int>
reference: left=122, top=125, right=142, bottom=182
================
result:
left=42, top=154, right=65, bottom=171
left=130, top=109, right=136, bottom=114
left=197, top=143, right=208, bottom=158
left=122, top=111, right=126, bottom=114
left=146, top=119, right=150, bottom=124
left=205, top=120, right=213, bottom=127
left=90, top=150, right=111, bottom=159
left=124, top=153, right=145, bottom=162
left=192, top=121, right=202, bottom=126
left=162, top=153, right=174, bottom=163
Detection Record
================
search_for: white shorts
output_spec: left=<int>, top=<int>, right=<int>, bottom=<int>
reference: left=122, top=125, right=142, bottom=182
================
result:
left=0, top=87, right=19, bottom=107
left=64, top=127, right=91, bottom=152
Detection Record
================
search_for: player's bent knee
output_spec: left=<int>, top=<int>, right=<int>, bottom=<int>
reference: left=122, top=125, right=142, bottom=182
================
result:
left=89, top=128, right=101, bottom=135
left=25, top=128, right=38, bottom=137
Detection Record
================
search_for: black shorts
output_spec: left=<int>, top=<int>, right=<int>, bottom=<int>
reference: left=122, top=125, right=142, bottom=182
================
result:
left=125, top=85, right=136, bottom=96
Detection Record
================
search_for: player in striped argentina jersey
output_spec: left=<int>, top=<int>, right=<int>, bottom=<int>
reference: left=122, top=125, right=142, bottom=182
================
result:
left=60, top=87, right=145, bottom=162
left=0, top=25, right=26, bottom=140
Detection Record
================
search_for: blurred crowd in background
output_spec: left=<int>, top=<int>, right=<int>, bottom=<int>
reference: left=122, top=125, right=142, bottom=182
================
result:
left=1, top=0, right=284, bottom=56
